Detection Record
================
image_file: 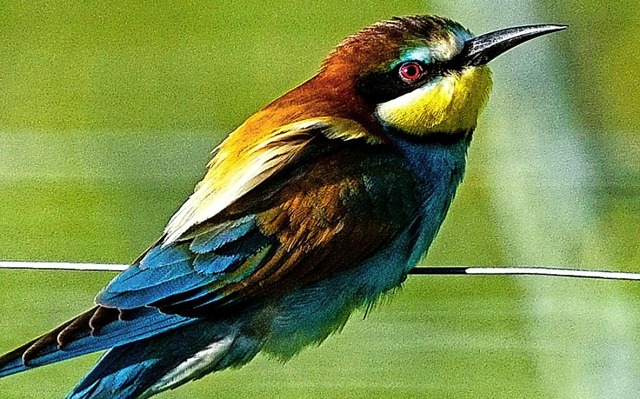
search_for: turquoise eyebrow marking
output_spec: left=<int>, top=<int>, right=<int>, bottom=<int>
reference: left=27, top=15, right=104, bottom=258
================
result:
left=396, top=27, right=474, bottom=69
left=399, top=47, right=433, bottom=64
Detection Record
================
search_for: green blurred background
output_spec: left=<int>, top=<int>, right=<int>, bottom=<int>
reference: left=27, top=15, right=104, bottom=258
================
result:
left=0, top=1, right=639, bottom=398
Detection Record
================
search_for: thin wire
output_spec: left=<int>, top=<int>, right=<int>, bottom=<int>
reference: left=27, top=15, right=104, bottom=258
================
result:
left=409, top=267, right=640, bottom=280
left=0, top=261, right=128, bottom=272
left=1, top=261, right=639, bottom=281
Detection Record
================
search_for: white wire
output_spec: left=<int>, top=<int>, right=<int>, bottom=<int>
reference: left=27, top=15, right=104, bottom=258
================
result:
left=1, top=261, right=640, bottom=281
left=0, top=261, right=128, bottom=272
left=463, top=267, right=640, bottom=281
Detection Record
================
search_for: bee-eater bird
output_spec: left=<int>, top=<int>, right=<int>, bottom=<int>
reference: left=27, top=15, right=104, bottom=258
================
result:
left=0, top=15, right=565, bottom=398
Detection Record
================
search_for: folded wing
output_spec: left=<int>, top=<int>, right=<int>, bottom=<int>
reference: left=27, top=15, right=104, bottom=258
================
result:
left=0, top=117, right=421, bottom=376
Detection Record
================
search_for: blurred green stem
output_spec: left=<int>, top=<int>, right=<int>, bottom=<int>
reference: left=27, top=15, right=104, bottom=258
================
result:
left=432, top=0, right=639, bottom=398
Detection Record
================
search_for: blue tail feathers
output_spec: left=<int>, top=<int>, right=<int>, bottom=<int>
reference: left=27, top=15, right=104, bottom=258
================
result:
left=67, top=320, right=257, bottom=399
left=0, top=306, right=194, bottom=379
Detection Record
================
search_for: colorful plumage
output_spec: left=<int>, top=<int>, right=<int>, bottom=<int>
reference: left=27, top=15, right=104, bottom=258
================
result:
left=0, top=15, right=565, bottom=398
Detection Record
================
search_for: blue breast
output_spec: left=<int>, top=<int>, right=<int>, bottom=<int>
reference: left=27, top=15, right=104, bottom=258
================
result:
left=388, top=132, right=470, bottom=263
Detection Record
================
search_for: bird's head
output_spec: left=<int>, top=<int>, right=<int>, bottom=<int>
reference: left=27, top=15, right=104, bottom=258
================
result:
left=317, top=15, right=565, bottom=138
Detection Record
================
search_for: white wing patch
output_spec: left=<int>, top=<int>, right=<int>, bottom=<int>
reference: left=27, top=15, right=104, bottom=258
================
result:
left=146, top=335, right=235, bottom=395
left=163, top=117, right=378, bottom=245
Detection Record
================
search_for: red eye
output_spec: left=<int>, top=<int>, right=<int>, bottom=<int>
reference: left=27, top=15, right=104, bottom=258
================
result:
left=398, top=62, right=424, bottom=82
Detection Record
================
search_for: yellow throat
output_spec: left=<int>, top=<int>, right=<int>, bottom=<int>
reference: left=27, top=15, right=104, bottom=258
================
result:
left=376, top=66, right=493, bottom=135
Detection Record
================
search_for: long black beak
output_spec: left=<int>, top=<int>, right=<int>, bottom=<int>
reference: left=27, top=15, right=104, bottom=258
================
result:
left=460, top=24, right=567, bottom=66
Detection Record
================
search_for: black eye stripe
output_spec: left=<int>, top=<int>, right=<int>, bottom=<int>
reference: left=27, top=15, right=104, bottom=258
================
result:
left=356, top=60, right=455, bottom=105
left=393, top=61, right=449, bottom=88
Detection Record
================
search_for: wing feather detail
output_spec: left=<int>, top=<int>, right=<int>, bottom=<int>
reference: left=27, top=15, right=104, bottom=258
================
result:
left=163, top=117, right=381, bottom=244
left=93, top=116, right=420, bottom=318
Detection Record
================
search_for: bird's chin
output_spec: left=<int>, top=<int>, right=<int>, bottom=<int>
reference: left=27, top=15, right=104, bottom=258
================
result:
left=375, top=66, right=493, bottom=136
